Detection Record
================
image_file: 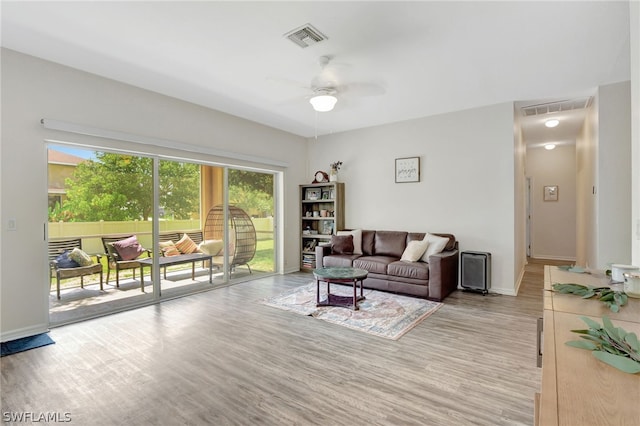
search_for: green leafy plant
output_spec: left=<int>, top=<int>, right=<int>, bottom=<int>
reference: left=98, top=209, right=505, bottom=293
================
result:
left=566, top=316, right=640, bottom=374
left=552, top=283, right=628, bottom=312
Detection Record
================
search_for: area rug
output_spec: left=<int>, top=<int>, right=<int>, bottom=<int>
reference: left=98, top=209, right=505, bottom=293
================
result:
left=260, top=283, right=443, bottom=340
left=1, top=333, right=55, bottom=357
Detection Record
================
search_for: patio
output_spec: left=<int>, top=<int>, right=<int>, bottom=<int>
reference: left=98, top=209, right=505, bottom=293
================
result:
left=49, top=263, right=259, bottom=325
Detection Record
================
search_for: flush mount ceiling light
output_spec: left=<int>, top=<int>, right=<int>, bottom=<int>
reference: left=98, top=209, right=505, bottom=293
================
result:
left=545, top=119, right=560, bottom=128
left=309, top=88, right=337, bottom=112
left=545, top=143, right=556, bottom=150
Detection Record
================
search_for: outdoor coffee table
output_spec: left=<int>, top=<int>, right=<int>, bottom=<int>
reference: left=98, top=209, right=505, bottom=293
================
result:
left=138, top=253, right=214, bottom=291
left=313, top=267, right=368, bottom=310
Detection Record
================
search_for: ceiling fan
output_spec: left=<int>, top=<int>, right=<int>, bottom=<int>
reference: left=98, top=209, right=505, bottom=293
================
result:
left=271, top=55, right=385, bottom=113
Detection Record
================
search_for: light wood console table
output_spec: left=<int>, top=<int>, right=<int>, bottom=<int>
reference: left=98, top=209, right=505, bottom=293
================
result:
left=537, top=266, right=640, bottom=426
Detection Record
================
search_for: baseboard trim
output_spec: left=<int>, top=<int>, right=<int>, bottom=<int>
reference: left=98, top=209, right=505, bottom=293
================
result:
left=490, top=288, right=517, bottom=296
left=1, top=323, right=50, bottom=343
left=531, top=254, right=576, bottom=262
left=283, top=266, right=301, bottom=274
left=513, top=266, right=526, bottom=296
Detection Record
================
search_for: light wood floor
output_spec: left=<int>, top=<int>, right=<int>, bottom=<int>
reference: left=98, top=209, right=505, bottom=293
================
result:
left=1, top=259, right=563, bottom=425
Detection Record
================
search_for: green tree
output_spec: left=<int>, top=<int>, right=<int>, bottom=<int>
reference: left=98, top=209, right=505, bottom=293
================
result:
left=60, top=153, right=199, bottom=222
left=228, top=170, right=273, bottom=217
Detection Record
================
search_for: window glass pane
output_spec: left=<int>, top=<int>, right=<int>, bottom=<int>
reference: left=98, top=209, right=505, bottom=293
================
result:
left=47, top=146, right=154, bottom=323
left=228, top=169, right=275, bottom=273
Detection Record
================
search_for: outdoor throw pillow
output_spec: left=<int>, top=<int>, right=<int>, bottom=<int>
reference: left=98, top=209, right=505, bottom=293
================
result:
left=175, top=233, right=198, bottom=254
left=420, top=233, right=450, bottom=262
left=112, top=235, right=145, bottom=261
left=55, top=250, right=80, bottom=269
left=401, top=240, right=430, bottom=262
left=336, top=229, right=363, bottom=255
left=331, top=234, right=354, bottom=255
left=198, top=239, right=223, bottom=256
left=68, top=247, right=94, bottom=266
left=159, top=240, right=181, bottom=257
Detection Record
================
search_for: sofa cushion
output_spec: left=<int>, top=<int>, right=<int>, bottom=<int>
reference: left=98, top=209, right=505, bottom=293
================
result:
left=323, top=254, right=360, bottom=268
left=336, top=229, right=362, bottom=255
left=387, top=260, right=430, bottom=280
left=361, top=230, right=376, bottom=255
left=198, top=239, right=223, bottom=256
left=331, top=234, right=354, bottom=254
left=373, top=231, right=408, bottom=258
left=400, top=240, right=429, bottom=262
left=353, top=255, right=397, bottom=275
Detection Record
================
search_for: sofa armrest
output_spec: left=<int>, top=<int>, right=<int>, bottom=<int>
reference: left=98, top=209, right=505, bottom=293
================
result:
left=427, top=249, right=459, bottom=301
left=315, top=243, right=331, bottom=269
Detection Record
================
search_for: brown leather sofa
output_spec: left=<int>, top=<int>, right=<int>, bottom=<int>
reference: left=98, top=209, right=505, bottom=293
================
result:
left=315, top=230, right=459, bottom=301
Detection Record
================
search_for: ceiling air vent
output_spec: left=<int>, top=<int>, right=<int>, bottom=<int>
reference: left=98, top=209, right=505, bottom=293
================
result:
left=521, top=97, right=593, bottom=117
left=284, top=23, right=328, bottom=48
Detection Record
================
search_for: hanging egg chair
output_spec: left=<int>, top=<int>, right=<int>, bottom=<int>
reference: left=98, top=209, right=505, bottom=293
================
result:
left=203, top=205, right=256, bottom=273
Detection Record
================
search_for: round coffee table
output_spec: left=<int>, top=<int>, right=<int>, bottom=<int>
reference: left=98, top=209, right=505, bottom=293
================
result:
left=313, top=267, right=368, bottom=310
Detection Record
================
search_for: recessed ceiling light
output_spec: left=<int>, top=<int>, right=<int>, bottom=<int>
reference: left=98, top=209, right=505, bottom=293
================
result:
left=544, top=143, right=556, bottom=150
left=545, top=119, right=560, bottom=128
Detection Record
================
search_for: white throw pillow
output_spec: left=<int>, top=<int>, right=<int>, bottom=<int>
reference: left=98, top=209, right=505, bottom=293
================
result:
left=401, top=240, right=430, bottom=262
left=421, top=233, right=450, bottom=262
left=198, top=239, right=224, bottom=256
left=336, top=229, right=362, bottom=255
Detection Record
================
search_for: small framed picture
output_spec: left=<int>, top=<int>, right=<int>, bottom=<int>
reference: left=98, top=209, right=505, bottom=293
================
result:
left=321, top=189, right=330, bottom=200
left=322, top=221, right=334, bottom=235
left=395, top=157, right=420, bottom=183
left=306, top=188, right=321, bottom=200
left=544, top=185, right=558, bottom=201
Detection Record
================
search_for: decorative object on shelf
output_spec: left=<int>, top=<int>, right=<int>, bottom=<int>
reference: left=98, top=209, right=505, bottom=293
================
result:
left=544, top=185, right=559, bottom=201
left=552, top=283, right=628, bottom=312
left=566, top=316, right=640, bottom=374
left=306, top=188, right=321, bottom=200
left=395, top=157, right=420, bottom=183
left=322, top=221, right=334, bottom=235
left=329, top=161, right=342, bottom=182
left=313, top=170, right=329, bottom=183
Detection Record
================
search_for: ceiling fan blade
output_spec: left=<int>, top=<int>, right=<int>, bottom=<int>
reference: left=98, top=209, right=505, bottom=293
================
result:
left=266, top=76, right=310, bottom=91
left=338, top=82, right=386, bottom=97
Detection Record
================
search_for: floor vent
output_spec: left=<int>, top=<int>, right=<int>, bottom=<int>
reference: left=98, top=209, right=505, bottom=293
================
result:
left=521, top=97, right=592, bottom=117
left=284, top=24, right=328, bottom=48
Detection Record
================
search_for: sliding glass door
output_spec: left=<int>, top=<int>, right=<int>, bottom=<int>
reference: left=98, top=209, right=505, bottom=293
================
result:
left=47, top=146, right=156, bottom=324
left=48, top=143, right=279, bottom=324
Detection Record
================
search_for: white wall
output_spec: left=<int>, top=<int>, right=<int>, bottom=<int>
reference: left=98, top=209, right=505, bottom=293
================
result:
left=526, top=145, right=577, bottom=260
left=576, top=81, right=633, bottom=270
left=0, top=49, right=307, bottom=341
left=597, top=81, right=632, bottom=268
left=576, top=99, right=598, bottom=268
left=513, top=106, right=528, bottom=290
left=307, top=103, right=518, bottom=295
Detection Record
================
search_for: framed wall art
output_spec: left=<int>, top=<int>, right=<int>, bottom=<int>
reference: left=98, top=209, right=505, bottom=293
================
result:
left=544, top=185, right=558, bottom=201
left=395, top=157, right=420, bottom=183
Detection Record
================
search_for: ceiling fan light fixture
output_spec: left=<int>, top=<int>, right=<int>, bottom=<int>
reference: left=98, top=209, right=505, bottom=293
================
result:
left=309, top=94, right=337, bottom=112
left=544, top=143, right=556, bottom=150
left=545, top=119, right=560, bottom=128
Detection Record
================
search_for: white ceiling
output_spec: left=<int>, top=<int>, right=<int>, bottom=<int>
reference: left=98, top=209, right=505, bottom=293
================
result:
left=1, top=1, right=631, bottom=143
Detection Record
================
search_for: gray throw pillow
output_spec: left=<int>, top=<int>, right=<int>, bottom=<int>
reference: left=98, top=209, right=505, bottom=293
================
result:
left=331, top=234, right=354, bottom=255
